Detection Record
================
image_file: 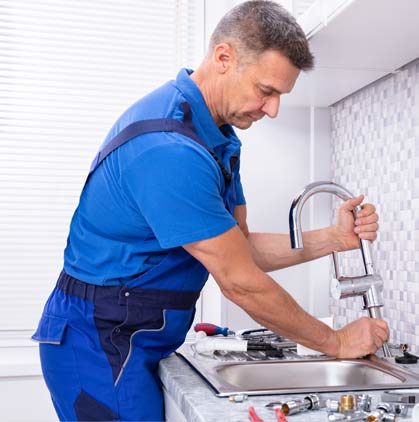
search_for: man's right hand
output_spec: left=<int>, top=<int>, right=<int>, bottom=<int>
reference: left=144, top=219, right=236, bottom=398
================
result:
left=334, top=316, right=389, bottom=358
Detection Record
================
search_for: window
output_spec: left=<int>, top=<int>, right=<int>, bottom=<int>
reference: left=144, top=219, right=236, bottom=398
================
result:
left=0, top=0, right=204, bottom=342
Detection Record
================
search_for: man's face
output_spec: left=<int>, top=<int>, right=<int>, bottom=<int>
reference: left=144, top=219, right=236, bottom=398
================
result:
left=221, top=50, right=300, bottom=129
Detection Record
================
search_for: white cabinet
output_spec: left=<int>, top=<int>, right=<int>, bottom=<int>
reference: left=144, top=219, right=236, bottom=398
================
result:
left=286, top=0, right=419, bottom=107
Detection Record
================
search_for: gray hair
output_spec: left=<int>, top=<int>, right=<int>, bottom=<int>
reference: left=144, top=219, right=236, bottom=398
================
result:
left=209, top=0, right=314, bottom=70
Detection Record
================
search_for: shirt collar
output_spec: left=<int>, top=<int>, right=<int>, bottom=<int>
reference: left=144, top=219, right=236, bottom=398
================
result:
left=175, top=68, right=240, bottom=149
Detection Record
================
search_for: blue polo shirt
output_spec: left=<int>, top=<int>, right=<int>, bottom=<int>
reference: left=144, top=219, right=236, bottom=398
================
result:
left=63, top=69, right=246, bottom=285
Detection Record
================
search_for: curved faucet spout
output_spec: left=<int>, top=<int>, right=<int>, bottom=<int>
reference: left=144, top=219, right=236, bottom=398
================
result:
left=289, top=181, right=374, bottom=276
left=288, top=181, right=391, bottom=358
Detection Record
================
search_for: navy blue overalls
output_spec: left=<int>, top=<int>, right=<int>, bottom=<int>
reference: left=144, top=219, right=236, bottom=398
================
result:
left=32, top=103, right=238, bottom=421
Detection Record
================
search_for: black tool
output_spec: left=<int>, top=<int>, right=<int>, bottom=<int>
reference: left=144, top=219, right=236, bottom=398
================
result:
left=395, top=350, right=419, bottom=364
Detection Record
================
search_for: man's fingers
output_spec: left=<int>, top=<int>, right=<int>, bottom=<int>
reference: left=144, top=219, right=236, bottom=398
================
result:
left=358, top=232, right=377, bottom=241
left=354, top=223, right=379, bottom=234
left=356, top=204, right=378, bottom=220
left=374, top=327, right=389, bottom=344
left=355, top=214, right=379, bottom=226
left=340, top=194, right=364, bottom=212
left=373, top=320, right=390, bottom=340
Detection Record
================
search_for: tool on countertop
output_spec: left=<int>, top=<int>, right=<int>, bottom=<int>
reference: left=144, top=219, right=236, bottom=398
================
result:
left=228, top=394, right=248, bottom=403
left=328, top=411, right=366, bottom=421
left=388, top=343, right=409, bottom=353
left=395, top=350, right=419, bottom=364
left=355, top=394, right=372, bottom=412
left=381, top=390, right=419, bottom=405
left=325, top=394, right=400, bottom=421
left=194, top=323, right=235, bottom=337
left=194, top=324, right=295, bottom=355
left=236, top=327, right=271, bottom=338
left=339, top=394, right=356, bottom=413
left=377, top=402, right=408, bottom=417
left=387, top=341, right=419, bottom=363
left=324, top=394, right=372, bottom=414
left=248, top=405, right=264, bottom=422
left=274, top=407, right=288, bottom=422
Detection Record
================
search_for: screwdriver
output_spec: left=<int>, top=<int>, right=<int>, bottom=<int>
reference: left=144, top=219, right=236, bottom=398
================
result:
left=194, top=323, right=235, bottom=336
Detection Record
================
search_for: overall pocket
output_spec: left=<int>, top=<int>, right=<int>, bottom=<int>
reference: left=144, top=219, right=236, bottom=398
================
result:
left=32, top=314, right=68, bottom=344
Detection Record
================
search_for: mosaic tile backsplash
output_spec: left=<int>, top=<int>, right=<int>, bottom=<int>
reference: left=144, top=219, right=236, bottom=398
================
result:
left=330, top=58, right=419, bottom=351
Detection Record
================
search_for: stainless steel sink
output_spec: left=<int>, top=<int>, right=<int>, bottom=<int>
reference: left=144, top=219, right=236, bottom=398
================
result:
left=177, top=343, right=419, bottom=397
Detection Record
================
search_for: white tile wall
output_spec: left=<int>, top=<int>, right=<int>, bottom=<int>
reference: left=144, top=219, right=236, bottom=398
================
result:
left=330, top=58, right=419, bottom=351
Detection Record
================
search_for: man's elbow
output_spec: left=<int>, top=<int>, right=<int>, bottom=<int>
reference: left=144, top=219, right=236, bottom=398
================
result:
left=215, top=270, right=267, bottom=309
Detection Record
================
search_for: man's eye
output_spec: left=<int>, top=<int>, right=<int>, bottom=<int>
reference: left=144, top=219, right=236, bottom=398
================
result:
left=259, top=87, right=272, bottom=96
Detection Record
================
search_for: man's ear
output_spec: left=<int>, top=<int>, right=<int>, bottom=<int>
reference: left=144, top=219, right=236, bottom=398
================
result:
left=212, top=43, right=237, bottom=74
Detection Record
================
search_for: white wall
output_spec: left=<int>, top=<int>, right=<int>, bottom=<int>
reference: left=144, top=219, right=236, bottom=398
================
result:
left=307, top=107, right=332, bottom=317
left=201, top=106, right=332, bottom=331
left=329, top=58, right=419, bottom=349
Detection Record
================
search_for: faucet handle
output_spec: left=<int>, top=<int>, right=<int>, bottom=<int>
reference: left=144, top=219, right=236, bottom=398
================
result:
left=330, top=274, right=383, bottom=300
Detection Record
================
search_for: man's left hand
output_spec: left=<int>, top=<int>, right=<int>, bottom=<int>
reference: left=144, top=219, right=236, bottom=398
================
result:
left=333, top=195, right=379, bottom=252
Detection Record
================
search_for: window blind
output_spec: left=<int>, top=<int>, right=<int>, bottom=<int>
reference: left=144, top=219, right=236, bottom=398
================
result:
left=0, top=0, right=204, bottom=333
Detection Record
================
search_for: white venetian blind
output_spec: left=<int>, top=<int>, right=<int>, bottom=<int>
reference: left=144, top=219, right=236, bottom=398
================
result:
left=0, top=0, right=204, bottom=332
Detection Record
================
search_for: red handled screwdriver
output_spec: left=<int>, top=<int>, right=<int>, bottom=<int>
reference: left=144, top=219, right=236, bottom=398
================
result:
left=194, top=323, right=235, bottom=336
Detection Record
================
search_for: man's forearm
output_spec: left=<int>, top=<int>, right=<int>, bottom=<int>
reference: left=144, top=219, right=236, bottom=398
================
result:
left=247, top=227, right=342, bottom=272
left=220, top=270, right=339, bottom=356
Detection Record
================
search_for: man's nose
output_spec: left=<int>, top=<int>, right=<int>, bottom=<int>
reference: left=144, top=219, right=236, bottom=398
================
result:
left=262, top=95, right=280, bottom=118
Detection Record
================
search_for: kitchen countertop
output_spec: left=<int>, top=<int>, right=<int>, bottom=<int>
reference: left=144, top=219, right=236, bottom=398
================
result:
left=159, top=354, right=419, bottom=422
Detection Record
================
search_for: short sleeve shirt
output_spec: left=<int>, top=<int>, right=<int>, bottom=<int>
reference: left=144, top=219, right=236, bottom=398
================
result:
left=64, top=69, right=246, bottom=285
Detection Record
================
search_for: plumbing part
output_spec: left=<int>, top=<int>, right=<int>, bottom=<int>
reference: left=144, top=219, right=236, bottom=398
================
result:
left=279, top=394, right=321, bottom=416
left=328, top=411, right=366, bottom=421
left=366, top=411, right=381, bottom=422
left=356, top=394, right=372, bottom=412
left=340, top=394, right=356, bottom=412
left=388, top=343, right=409, bottom=353
left=328, top=413, right=346, bottom=421
left=194, top=323, right=234, bottom=336
left=392, top=404, right=407, bottom=417
left=305, top=394, right=321, bottom=410
left=265, top=401, right=284, bottom=409
left=366, top=409, right=397, bottom=422
left=228, top=394, right=248, bottom=403
left=289, top=181, right=391, bottom=357
left=325, top=399, right=340, bottom=413
left=376, top=402, right=404, bottom=419
left=376, top=403, right=393, bottom=415
left=279, top=399, right=308, bottom=415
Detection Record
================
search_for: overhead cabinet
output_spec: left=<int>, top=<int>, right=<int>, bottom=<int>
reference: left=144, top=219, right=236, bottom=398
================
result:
left=286, top=0, right=419, bottom=107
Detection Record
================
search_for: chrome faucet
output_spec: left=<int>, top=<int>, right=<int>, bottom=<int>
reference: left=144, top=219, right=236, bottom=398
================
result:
left=289, top=181, right=391, bottom=358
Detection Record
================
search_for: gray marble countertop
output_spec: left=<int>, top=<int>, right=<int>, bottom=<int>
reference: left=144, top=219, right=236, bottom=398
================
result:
left=159, top=354, right=419, bottom=422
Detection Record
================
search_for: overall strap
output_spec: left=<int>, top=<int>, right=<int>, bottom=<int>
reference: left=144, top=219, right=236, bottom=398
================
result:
left=87, top=102, right=232, bottom=184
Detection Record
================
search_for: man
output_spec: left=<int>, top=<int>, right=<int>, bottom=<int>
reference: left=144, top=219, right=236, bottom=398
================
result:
left=33, top=1, right=389, bottom=421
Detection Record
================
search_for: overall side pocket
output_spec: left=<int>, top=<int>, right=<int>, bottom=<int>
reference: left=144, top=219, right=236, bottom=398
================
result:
left=32, top=314, right=68, bottom=344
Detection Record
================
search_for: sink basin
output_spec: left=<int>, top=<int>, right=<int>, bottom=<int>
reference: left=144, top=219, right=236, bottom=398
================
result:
left=217, top=360, right=402, bottom=391
left=177, top=344, right=419, bottom=396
